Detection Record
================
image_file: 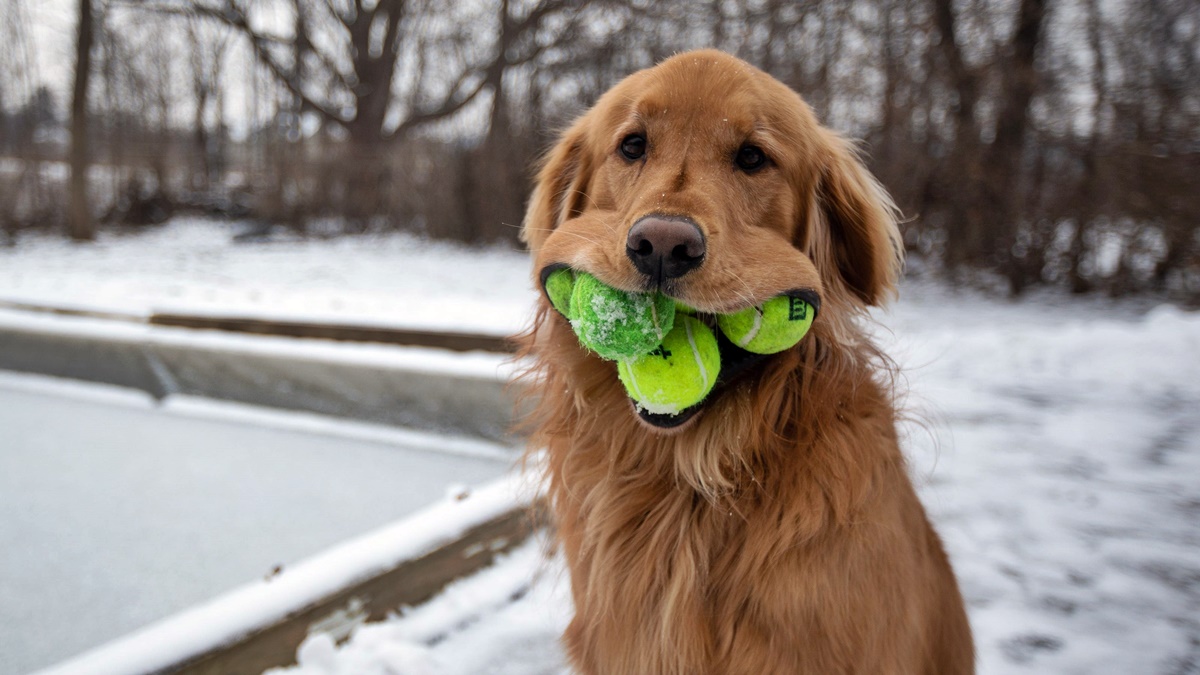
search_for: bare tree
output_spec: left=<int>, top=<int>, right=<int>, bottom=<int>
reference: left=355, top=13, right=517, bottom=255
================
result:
left=186, top=15, right=230, bottom=190
left=985, top=0, right=1050, bottom=293
left=7, top=0, right=1195, bottom=297
left=159, top=0, right=469, bottom=144
left=68, top=0, right=96, bottom=241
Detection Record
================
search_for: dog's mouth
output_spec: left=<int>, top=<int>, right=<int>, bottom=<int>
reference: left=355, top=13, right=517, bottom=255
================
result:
left=538, top=264, right=818, bottom=433
left=630, top=320, right=771, bottom=431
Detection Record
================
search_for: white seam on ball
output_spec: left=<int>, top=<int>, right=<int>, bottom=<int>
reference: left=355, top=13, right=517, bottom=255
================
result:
left=737, top=306, right=764, bottom=349
left=622, top=359, right=649, bottom=404
left=651, top=300, right=664, bottom=340
left=686, top=319, right=710, bottom=391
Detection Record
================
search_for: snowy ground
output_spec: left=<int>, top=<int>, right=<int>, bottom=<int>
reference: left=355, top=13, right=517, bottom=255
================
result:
left=268, top=298, right=1200, bottom=675
left=264, top=535, right=573, bottom=675
left=883, top=296, right=1200, bottom=674
left=3, top=219, right=1199, bottom=674
left=0, top=374, right=511, bottom=675
left=0, top=218, right=535, bottom=334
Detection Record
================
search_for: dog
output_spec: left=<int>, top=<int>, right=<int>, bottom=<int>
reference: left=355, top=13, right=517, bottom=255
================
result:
left=518, top=49, right=974, bottom=674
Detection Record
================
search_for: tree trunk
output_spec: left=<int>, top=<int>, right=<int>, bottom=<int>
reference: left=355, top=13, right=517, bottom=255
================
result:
left=990, top=0, right=1049, bottom=294
left=1068, top=0, right=1107, bottom=294
left=931, top=0, right=984, bottom=271
left=68, top=0, right=94, bottom=241
left=344, top=0, right=405, bottom=145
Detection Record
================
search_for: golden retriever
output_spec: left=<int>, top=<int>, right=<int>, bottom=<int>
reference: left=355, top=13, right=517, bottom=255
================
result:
left=518, top=49, right=974, bottom=674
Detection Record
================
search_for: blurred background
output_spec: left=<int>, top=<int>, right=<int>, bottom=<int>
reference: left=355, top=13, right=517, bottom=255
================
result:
left=2, top=2, right=1199, bottom=675
left=1, top=0, right=1197, bottom=299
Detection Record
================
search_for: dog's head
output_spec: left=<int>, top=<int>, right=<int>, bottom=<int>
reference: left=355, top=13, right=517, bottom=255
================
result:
left=523, top=50, right=901, bottom=433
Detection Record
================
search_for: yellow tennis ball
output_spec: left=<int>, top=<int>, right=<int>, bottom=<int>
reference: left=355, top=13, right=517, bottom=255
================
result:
left=570, top=272, right=675, bottom=360
left=718, top=295, right=815, bottom=354
left=542, top=267, right=575, bottom=316
left=617, top=315, right=720, bottom=415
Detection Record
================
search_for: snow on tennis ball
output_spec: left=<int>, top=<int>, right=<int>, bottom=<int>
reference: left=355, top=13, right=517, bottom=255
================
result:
left=617, top=315, right=721, bottom=415
left=718, top=294, right=816, bottom=354
left=569, top=272, right=675, bottom=361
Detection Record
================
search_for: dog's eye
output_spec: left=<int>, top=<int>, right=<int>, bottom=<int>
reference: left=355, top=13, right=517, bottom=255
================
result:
left=619, top=134, right=647, bottom=161
left=735, top=144, right=767, bottom=172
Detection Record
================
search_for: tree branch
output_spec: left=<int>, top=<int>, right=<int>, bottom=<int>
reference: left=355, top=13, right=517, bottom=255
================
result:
left=392, top=71, right=488, bottom=136
left=133, top=0, right=353, bottom=123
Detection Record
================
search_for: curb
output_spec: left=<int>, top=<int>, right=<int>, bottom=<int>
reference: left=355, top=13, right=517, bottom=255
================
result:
left=0, top=307, right=522, bottom=442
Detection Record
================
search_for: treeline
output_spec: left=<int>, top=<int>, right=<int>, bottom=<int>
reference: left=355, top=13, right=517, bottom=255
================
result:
left=0, top=0, right=1196, bottom=299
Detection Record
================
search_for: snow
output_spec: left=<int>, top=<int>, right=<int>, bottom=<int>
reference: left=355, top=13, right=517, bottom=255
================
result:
left=0, top=306, right=516, bottom=381
left=164, top=396, right=515, bottom=462
left=3, top=218, right=1198, bottom=674
left=0, top=373, right=514, bottom=675
left=877, top=294, right=1200, bottom=674
left=268, top=536, right=571, bottom=675
left=0, top=218, right=538, bottom=336
left=269, top=287, right=1200, bottom=675
left=0, top=369, right=515, bottom=462
left=33, top=472, right=535, bottom=675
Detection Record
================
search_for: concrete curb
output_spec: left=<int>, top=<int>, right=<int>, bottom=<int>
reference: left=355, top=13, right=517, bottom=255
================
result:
left=0, top=310, right=521, bottom=442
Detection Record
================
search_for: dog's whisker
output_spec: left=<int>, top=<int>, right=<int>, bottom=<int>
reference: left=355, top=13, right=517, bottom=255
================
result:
left=567, top=188, right=603, bottom=214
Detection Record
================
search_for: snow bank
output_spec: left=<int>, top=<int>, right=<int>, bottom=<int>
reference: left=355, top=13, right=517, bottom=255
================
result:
left=0, top=218, right=539, bottom=336
left=268, top=537, right=571, bottom=675
left=0, top=308, right=516, bottom=381
left=32, top=476, right=537, bottom=675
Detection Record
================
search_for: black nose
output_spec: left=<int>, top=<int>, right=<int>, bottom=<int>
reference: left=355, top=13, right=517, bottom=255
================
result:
left=625, top=216, right=706, bottom=283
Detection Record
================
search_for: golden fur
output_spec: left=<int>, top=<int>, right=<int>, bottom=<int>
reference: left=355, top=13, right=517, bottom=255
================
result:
left=517, top=50, right=974, bottom=674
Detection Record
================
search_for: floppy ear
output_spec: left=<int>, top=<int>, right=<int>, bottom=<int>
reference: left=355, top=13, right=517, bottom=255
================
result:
left=808, top=130, right=904, bottom=306
left=521, top=116, right=594, bottom=252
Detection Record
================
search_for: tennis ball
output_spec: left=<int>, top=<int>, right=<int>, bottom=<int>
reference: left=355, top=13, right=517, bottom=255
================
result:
left=570, top=272, right=675, bottom=360
left=617, top=315, right=720, bottom=415
left=543, top=267, right=575, bottom=316
left=718, top=294, right=815, bottom=354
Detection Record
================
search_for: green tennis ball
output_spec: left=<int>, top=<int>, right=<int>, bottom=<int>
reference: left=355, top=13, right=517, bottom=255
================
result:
left=543, top=267, right=575, bottom=317
left=718, top=295, right=815, bottom=354
left=617, top=315, right=720, bottom=415
left=570, top=272, right=675, bottom=360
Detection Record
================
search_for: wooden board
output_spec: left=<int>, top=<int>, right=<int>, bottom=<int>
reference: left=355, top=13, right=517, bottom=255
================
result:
left=0, top=300, right=515, bottom=353
left=149, top=314, right=516, bottom=353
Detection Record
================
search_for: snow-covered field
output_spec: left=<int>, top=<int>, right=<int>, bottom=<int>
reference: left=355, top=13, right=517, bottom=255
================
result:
left=0, top=374, right=512, bottom=675
left=0, top=219, right=534, bottom=334
left=3, top=219, right=1199, bottom=674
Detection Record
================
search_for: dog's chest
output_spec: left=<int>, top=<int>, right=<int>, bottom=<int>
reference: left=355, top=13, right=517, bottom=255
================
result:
left=569, top=481, right=755, bottom=670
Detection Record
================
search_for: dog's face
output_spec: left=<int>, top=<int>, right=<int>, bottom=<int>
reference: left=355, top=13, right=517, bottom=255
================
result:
left=524, top=50, right=901, bottom=432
